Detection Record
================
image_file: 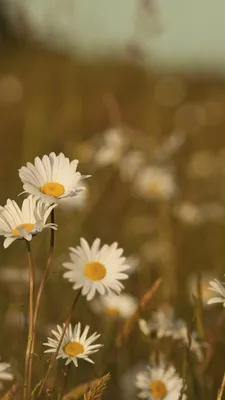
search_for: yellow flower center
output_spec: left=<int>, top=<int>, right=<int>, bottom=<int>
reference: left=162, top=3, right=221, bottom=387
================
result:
left=105, top=307, right=120, bottom=316
left=150, top=380, right=167, bottom=399
left=41, top=182, right=65, bottom=198
left=63, top=341, right=84, bottom=357
left=84, top=261, right=106, bottom=281
left=11, top=223, right=34, bottom=236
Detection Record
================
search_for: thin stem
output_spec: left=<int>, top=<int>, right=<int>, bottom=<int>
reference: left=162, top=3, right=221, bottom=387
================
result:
left=38, top=290, right=81, bottom=397
left=28, top=208, right=55, bottom=396
left=23, top=240, right=35, bottom=400
left=58, top=364, right=71, bottom=400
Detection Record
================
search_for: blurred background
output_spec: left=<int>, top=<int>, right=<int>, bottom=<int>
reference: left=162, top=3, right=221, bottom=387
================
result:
left=0, top=0, right=225, bottom=399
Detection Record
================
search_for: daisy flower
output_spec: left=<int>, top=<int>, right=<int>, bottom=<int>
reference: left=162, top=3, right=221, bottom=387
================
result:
left=0, top=195, right=57, bottom=248
left=136, top=363, right=186, bottom=400
left=139, top=307, right=184, bottom=339
left=207, top=278, right=225, bottom=306
left=63, top=238, right=130, bottom=301
left=0, top=360, right=13, bottom=389
left=19, top=152, right=90, bottom=205
left=43, top=322, right=102, bottom=367
left=90, top=293, right=138, bottom=319
left=134, top=166, right=176, bottom=201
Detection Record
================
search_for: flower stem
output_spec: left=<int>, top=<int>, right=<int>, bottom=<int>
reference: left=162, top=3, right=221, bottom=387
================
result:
left=28, top=208, right=55, bottom=397
left=37, top=290, right=81, bottom=397
left=23, top=240, right=35, bottom=400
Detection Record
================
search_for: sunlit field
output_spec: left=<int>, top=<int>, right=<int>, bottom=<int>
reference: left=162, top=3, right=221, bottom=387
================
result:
left=0, top=40, right=225, bottom=400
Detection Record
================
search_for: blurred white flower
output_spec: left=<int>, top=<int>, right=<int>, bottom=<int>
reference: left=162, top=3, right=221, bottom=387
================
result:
left=0, top=360, right=13, bottom=389
left=119, top=150, right=144, bottom=182
left=174, top=202, right=202, bottom=225
left=208, top=278, right=225, bottom=307
left=175, top=326, right=205, bottom=362
left=90, top=293, right=138, bottom=319
left=139, top=307, right=184, bottom=339
left=94, top=128, right=128, bottom=167
left=174, top=202, right=225, bottom=225
left=134, top=166, right=176, bottom=201
left=136, top=363, right=186, bottom=400
left=63, top=238, right=130, bottom=300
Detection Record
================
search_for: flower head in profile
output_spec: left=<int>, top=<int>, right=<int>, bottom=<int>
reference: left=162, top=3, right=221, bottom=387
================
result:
left=136, top=363, right=186, bottom=400
left=0, top=360, right=13, bottom=389
left=19, top=152, right=90, bottom=205
left=0, top=195, right=57, bottom=248
left=134, top=166, right=176, bottom=201
left=207, top=278, right=225, bottom=306
left=90, top=293, right=138, bottom=319
left=63, top=238, right=130, bottom=301
left=139, top=306, right=184, bottom=339
left=43, top=323, right=102, bottom=367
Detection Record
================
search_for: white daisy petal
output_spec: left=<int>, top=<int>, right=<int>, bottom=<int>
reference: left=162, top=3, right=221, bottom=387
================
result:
left=63, top=238, right=130, bottom=300
left=136, top=363, right=186, bottom=400
left=207, top=278, right=225, bottom=306
left=0, top=360, right=13, bottom=386
left=19, top=153, right=90, bottom=206
left=43, top=323, right=102, bottom=367
left=0, top=195, right=58, bottom=248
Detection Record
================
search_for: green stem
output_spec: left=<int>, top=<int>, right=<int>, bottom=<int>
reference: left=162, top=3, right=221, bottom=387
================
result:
left=23, top=240, right=35, bottom=400
left=28, top=208, right=55, bottom=397
left=38, top=290, right=81, bottom=397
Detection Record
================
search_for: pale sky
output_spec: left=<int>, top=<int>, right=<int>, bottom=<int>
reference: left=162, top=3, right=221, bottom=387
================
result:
left=4, top=0, right=225, bottom=73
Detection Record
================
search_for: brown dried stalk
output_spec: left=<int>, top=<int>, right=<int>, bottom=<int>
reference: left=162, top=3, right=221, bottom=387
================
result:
left=83, top=373, right=111, bottom=400
left=0, top=383, right=22, bottom=400
left=116, top=277, right=162, bottom=347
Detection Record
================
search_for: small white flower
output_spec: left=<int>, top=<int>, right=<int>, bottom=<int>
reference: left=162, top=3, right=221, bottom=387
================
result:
left=176, top=327, right=205, bottom=362
left=19, top=152, right=90, bottom=205
left=174, top=202, right=202, bottom=225
left=0, top=195, right=57, bottom=248
left=94, top=128, right=128, bottom=167
left=43, top=322, right=102, bottom=367
left=136, top=363, right=186, bottom=400
left=90, top=293, right=138, bottom=319
left=63, top=238, right=130, bottom=300
left=0, top=360, right=13, bottom=389
left=139, top=307, right=184, bottom=339
left=207, top=278, right=225, bottom=306
left=134, top=166, right=176, bottom=201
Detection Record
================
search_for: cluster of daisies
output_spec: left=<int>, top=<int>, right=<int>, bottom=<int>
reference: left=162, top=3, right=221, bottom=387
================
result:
left=0, top=151, right=222, bottom=397
left=0, top=152, right=134, bottom=387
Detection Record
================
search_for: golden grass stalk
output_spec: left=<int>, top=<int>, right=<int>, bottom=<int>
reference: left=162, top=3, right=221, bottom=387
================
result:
left=62, top=378, right=101, bottom=400
left=116, top=277, right=162, bottom=347
left=217, top=372, right=225, bottom=400
left=83, top=373, right=111, bottom=400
